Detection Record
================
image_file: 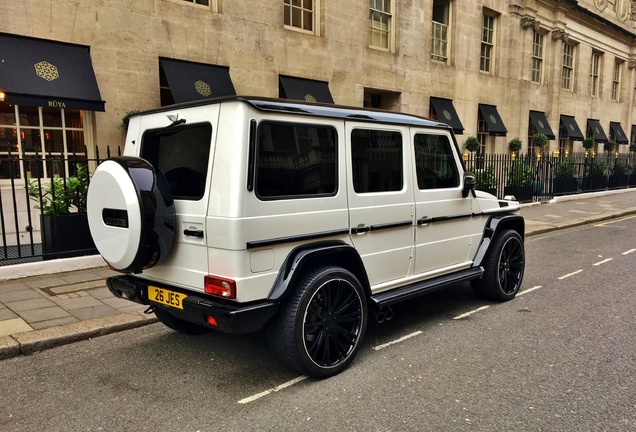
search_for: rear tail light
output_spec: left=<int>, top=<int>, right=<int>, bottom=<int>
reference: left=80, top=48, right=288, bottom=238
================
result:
left=204, top=275, right=236, bottom=299
left=206, top=316, right=218, bottom=327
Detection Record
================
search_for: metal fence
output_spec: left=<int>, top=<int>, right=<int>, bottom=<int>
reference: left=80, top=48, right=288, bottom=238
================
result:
left=0, top=146, right=120, bottom=265
left=2, top=148, right=636, bottom=265
left=465, top=152, right=636, bottom=203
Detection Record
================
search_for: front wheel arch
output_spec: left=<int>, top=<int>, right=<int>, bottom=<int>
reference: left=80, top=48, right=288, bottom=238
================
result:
left=472, top=229, right=525, bottom=301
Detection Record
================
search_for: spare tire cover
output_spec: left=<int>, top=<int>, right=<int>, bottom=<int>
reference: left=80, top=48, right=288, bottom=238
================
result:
left=87, top=157, right=176, bottom=273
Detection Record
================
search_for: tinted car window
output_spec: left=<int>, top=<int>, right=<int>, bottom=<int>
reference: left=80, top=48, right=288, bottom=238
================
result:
left=141, top=123, right=212, bottom=200
left=414, top=133, right=459, bottom=189
left=351, top=129, right=403, bottom=193
left=256, top=122, right=337, bottom=199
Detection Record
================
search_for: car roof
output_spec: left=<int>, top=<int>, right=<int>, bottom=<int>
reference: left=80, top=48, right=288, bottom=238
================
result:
left=132, top=96, right=452, bottom=130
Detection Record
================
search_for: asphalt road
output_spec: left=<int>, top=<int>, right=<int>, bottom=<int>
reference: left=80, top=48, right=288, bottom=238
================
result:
left=1, top=217, right=635, bottom=432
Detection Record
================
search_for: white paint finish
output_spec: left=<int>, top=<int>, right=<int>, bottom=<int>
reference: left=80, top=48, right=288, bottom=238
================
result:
left=516, top=285, right=543, bottom=296
left=593, top=258, right=613, bottom=266
left=452, top=305, right=490, bottom=320
left=558, top=270, right=584, bottom=280
left=237, top=376, right=308, bottom=404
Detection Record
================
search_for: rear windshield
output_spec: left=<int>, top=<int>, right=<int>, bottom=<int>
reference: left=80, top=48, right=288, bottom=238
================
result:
left=141, top=123, right=212, bottom=200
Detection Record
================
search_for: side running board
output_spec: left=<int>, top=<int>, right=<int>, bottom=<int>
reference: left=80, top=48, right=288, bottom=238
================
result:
left=370, top=267, right=484, bottom=307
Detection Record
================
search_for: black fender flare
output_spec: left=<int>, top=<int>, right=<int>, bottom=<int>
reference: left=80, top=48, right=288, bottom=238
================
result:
left=472, top=214, right=525, bottom=267
left=267, top=240, right=370, bottom=302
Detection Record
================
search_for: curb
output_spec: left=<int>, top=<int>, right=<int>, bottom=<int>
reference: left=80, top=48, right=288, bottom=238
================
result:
left=524, top=207, right=636, bottom=237
left=0, top=311, right=157, bottom=361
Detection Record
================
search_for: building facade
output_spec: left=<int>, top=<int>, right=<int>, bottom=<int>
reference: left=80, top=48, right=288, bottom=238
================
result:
left=1, top=0, right=636, bottom=178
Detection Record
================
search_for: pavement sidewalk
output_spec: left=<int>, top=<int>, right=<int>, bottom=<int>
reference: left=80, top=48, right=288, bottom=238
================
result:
left=2, top=188, right=636, bottom=360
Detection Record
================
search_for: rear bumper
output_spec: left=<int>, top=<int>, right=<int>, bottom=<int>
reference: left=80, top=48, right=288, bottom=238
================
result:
left=107, top=275, right=279, bottom=334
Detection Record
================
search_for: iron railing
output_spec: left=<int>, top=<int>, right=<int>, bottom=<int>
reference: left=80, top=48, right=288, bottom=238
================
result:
left=0, top=146, right=120, bottom=265
left=2, top=148, right=635, bottom=265
left=464, top=152, right=636, bottom=203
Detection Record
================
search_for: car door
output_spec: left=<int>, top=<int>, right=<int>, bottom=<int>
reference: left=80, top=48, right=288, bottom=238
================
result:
left=411, top=129, right=473, bottom=276
left=345, top=122, right=414, bottom=291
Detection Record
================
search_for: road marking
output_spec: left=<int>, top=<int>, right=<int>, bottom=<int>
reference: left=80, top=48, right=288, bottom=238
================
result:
left=516, top=285, right=543, bottom=296
left=373, top=331, right=423, bottom=351
left=623, top=249, right=636, bottom=255
left=558, top=270, right=583, bottom=280
left=452, top=305, right=490, bottom=320
left=595, top=215, right=636, bottom=227
left=593, top=258, right=612, bottom=266
left=237, top=375, right=308, bottom=404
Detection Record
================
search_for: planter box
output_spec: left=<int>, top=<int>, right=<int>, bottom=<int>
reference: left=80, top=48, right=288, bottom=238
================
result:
left=608, top=174, right=629, bottom=189
left=504, top=185, right=533, bottom=203
left=583, top=174, right=607, bottom=192
left=552, top=178, right=578, bottom=196
left=41, top=213, right=97, bottom=260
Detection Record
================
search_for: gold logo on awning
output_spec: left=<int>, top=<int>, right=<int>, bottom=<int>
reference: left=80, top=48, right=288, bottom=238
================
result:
left=34, top=61, right=59, bottom=81
left=304, top=94, right=317, bottom=102
left=194, top=80, right=211, bottom=97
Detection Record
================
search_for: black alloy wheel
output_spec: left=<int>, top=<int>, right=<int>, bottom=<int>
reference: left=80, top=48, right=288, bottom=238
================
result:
left=267, top=266, right=367, bottom=378
left=472, top=229, right=525, bottom=301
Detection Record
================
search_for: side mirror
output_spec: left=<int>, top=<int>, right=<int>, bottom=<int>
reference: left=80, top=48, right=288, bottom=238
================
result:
left=462, top=171, right=476, bottom=198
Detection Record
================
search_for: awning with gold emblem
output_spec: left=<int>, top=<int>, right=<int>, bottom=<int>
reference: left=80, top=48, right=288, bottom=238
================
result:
left=278, top=75, right=334, bottom=104
left=159, top=58, right=236, bottom=104
left=0, top=33, right=105, bottom=111
left=429, top=97, right=464, bottom=134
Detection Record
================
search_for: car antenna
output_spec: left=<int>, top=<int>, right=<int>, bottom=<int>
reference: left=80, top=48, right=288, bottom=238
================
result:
left=166, top=114, right=186, bottom=127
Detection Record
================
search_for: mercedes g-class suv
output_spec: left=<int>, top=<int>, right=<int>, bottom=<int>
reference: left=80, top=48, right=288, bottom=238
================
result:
left=87, top=96, right=525, bottom=378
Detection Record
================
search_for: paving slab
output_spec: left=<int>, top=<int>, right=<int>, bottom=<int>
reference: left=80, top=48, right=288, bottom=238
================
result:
left=0, top=318, right=33, bottom=337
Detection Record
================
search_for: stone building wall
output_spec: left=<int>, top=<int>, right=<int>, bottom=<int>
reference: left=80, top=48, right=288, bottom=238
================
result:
left=1, top=0, right=635, bottom=154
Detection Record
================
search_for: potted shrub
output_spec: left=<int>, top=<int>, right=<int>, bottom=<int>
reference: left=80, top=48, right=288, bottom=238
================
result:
left=504, top=159, right=534, bottom=202
left=582, top=137, right=595, bottom=152
left=604, top=140, right=616, bottom=155
left=508, top=137, right=522, bottom=154
left=532, top=133, right=548, bottom=153
left=464, top=136, right=480, bottom=153
left=472, top=163, right=499, bottom=197
left=552, top=159, right=578, bottom=196
left=27, top=163, right=96, bottom=259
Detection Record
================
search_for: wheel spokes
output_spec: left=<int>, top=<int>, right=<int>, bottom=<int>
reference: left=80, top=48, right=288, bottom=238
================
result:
left=304, top=279, right=363, bottom=367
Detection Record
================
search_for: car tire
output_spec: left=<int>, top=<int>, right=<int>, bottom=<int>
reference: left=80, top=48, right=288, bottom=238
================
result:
left=266, top=266, right=367, bottom=378
left=154, top=307, right=211, bottom=336
left=472, top=229, right=525, bottom=301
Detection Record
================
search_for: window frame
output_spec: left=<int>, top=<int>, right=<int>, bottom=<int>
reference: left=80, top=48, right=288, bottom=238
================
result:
left=480, top=12, right=496, bottom=73
left=561, top=42, right=575, bottom=91
left=431, top=0, right=450, bottom=62
left=171, top=0, right=218, bottom=10
left=590, top=51, right=602, bottom=97
left=369, top=0, right=395, bottom=52
left=531, top=30, right=544, bottom=83
left=0, top=105, right=88, bottom=181
left=284, top=0, right=320, bottom=36
left=413, top=132, right=460, bottom=190
left=612, top=58, right=622, bottom=102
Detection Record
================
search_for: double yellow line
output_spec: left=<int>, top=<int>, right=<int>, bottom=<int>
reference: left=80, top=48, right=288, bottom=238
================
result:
left=595, top=215, right=636, bottom=227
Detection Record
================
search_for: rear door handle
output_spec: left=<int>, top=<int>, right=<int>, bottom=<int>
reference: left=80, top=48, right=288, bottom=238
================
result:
left=184, top=229, right=204, bottom=238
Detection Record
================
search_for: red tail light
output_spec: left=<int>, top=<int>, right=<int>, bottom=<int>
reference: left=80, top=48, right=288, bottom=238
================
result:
left=204, top=275, right=236, bottom=299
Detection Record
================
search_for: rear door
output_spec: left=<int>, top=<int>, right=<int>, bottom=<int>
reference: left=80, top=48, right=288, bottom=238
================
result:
left=130, top=106, right=219, bottom=290
left=411, top=129, right=473, bottom=276
left=345, top=122, right=414, bottom=291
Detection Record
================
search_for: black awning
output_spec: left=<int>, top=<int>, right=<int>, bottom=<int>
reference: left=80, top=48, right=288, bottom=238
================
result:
left=529, top=110, right=555, bottom=140
left=0, top=33, right=104, bottom=111
left=559, top=115, right=584, bottom=141
left=478, top=104, right=507, bottom=136
left=430, top=97, right=464, bottom=134
left=159, top=58, right=236, bottom=104
left=609, top=122, right=629, bottom=144
left=279, top=75, right=334, bottom=104
left=587, top=119, right=608, bottom=143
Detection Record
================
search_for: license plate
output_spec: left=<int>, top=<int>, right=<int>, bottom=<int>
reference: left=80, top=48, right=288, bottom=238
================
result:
left=148, top=286, right=187, bottom=310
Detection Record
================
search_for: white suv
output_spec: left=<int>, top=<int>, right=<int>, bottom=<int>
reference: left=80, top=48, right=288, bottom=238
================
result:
left=87, top=97, right=525, bottom=378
